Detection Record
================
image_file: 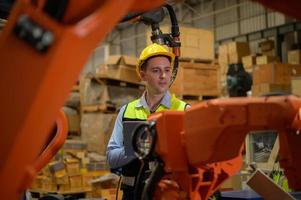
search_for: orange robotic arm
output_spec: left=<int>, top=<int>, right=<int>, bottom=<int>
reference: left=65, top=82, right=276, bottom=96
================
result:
left=132, top=95, right=301, bottom=199
left=0, top=1, right=166, bottom=199
left=1, top=0, right=301, bottom=200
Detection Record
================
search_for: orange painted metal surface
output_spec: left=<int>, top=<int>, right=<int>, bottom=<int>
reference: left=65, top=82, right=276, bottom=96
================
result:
left=33, top=110, right=68, bottom=172
left=0, top=0, right=164, bottom=199
left=0, top=0, right=301, bottom=200
left=149, top=96, right=301, bottom=199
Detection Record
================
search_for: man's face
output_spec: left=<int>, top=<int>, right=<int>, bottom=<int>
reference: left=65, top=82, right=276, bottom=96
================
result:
left=140, top=56, right=172, bottom=95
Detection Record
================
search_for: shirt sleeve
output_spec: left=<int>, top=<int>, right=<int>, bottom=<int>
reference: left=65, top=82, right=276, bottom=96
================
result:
left=106, top=105, right=137, bottom=169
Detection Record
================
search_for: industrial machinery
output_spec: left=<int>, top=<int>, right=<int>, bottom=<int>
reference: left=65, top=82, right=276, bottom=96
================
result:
left=1, top=0, right=301, bottom=200
left=132, top=95, right=301, bottom=199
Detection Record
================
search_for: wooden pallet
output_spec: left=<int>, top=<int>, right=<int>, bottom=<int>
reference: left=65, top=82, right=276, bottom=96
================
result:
left=176, top=95, right=219, bottom=106
left=81, top=103, right=116, bottom=113
left=30, top=188, right=91, bottom=199
left=179, top=94, right=219, bottom=100
left=94, top=74, right=145, bottom=89
left=179, top=57, right=213, bottom=64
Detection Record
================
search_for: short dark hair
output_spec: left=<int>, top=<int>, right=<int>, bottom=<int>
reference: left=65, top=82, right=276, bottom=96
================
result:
left=140, top=55, right=171, bottom=71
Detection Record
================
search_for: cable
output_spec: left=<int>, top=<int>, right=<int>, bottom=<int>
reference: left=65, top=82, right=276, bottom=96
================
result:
left=115, top=175, right=122, bottom=200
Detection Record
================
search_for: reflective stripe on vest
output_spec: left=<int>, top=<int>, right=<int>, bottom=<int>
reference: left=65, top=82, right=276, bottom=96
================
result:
left=123, top=94, right=187, bottom=121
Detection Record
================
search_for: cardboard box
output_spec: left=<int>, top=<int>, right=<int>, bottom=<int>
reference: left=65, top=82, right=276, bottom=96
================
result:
left=219, top=44, right=228, bottom=55
left=259, top=40, right=274, bottom=52
left=262, top=49, right=276, bottom=56
left=253, top=64, right=301, bottom=85
left=242, top=55, right=257, bottom=70
left=247, top=169, right=295, bottom=200
left=87, top=162, right=110, bottom=177
left=101, top=188, right=122, bottom=200
left=66, top=113, right=80, bottom=133
left=81, top=113, right=117, bottom=155
left=48, top=161, right=67, bottom=178
left=41, top=166, right=52, bottom=176
left=41, top=176, right=56, bottom=191
left=170, top=62, right=220, bottom=96
left=252, top=84, right=291, bottom=96
left=69, top=174, right=83, bottom=189
left=63, top=140, right=87, bottom=156
left=30, top=175, right=43, bottom=189
left=219, top=63, right=228, bottom=75
left=96, top=55, right=140, bottom=83
left=56, top=175, right=69, bottom=185
left=63, top=107, right=80, bottom=133
left=65, top=158, right=81, bottom=176
left=227, top=42, right=250, bottom=64
left=227, top=42, right=250, bottom=54
left=288, top=49, right=301, bottom=64
left=79, top=76, right=144, bottom=109
left=256, top=55, right=279, bottom=65
left=88, top=173, right=121, bottom=199
left=218, top=54, right=228, bottom=64
left=291, top=76, right=301, bottom=96
left=58, top=184, right=70, bottom=192
left=147, top=26, right=214, bottom=60
left=82, top=173, right=93, bottom=189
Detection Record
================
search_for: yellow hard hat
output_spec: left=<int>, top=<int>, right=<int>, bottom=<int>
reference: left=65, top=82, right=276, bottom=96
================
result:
left=137, top=43, right=175, bottom=76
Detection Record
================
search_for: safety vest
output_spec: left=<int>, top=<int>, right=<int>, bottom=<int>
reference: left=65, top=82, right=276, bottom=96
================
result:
left=123, top=94, right=187, bottom=121
left=121, top=94, right=188, bottom=180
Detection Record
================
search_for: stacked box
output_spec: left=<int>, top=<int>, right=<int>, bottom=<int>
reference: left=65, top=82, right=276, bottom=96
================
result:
left=147, top=26, right=214, bottom=61
left=96, top=55, right=140, bottom=84
left=259, top=40, right=276, bottom=56
left=69, top=175, right=83, bottom=190
left=40, top=176, right=57, bottom=191
left=288, top=50, right=301, bottom=64
left=79, top=76, right=144, bottom=111
left=64, top=82, right=81, bottom=135
left=65, top=158, right=81, bottom=176
left=291, top=76, right=301, bottom=96
left=63, top=107, right=80, bottom=134
left=218, top=44, right=229, bottom=75
left=253, top=64, right=301, bottom=85
left=63, top=140, right=88, bottom=155
left=82, top=173, right=94, bottom=190
left=252, top=84, right=291, bottom=96
left=170, top=62, right=220, bottom=96
left=228, top=42, right=250, bottom=64
left=30, top=140, right=116, bottom=197
left=242, top=55, right=257, bottom=72
left=81, top=112, right=117, bottom=155
left=256, top=55, right=279, bottom=65
left=87, top=174, right=122, bottom=199
left=252, top=64, right=301, bottom=96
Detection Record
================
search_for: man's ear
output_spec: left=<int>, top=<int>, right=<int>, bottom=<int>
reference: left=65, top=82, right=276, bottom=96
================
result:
left=140, top=70, right=146, bottom=81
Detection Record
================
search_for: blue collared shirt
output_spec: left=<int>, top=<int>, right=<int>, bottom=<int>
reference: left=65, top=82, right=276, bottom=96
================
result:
left=106, top=91, right=173, bottom=169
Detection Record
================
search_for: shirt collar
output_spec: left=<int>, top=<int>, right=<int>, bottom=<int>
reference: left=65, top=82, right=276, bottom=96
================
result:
left=136, top=91, right=171, bottom=110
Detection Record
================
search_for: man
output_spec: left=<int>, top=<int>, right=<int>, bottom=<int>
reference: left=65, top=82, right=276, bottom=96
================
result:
left=107, top=43, right=189, bottom=199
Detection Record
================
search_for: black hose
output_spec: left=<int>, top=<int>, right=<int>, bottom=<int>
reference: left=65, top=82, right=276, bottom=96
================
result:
left=164, top=4, right=179, bottom=37
left=133, top=160, right=147, bottom=200
left=163, top=5, right=180, bottom=85
left=115, top=175, right=122, bottom=200
left=170, top=56, right=179, bottom=85
left=141, top=160, right=165, bottom=200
